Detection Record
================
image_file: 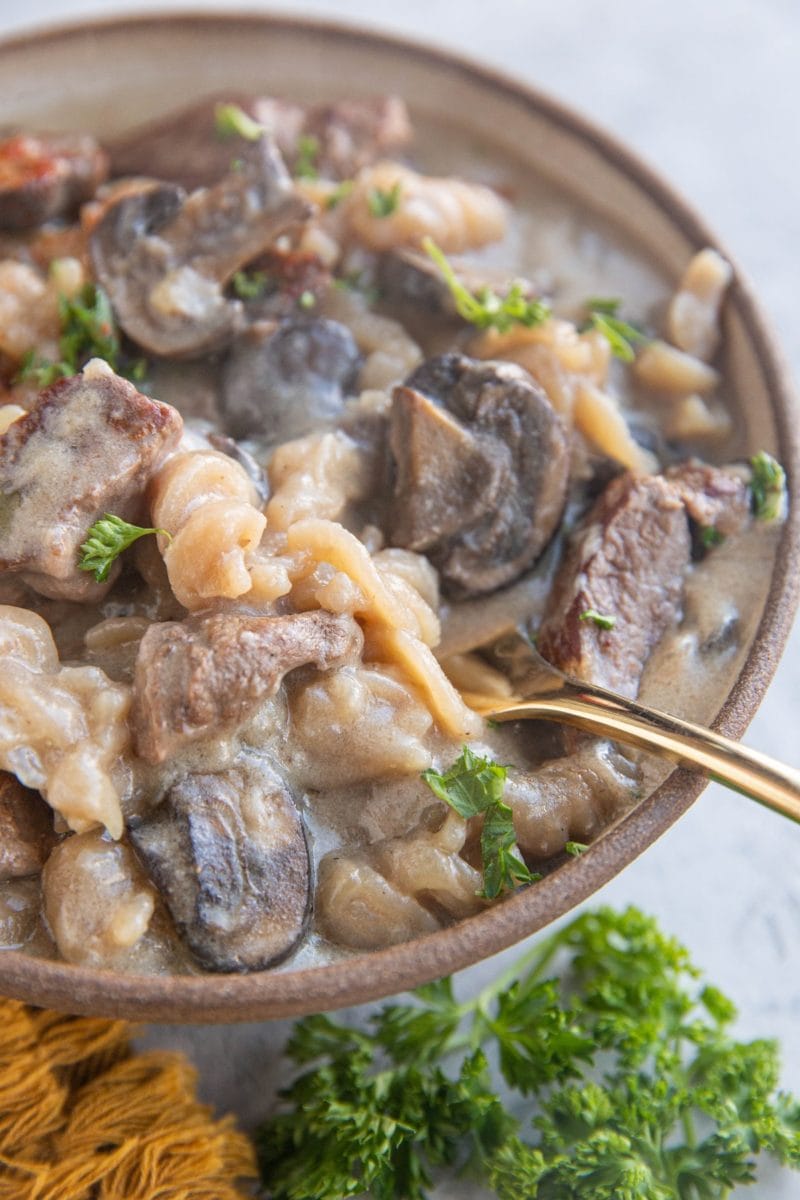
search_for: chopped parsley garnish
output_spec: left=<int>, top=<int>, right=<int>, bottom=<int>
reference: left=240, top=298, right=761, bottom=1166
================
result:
left=423, top=236, right=551, bottom=333
left=79, top=514, right=171, bottom=583
left=579, top=607, right=616, bottom=630
left=701, top=524, right=726, bottom=548
left=367, top=181, right=402, bottom=217
left=294, top=135, right=320, bottom=180
left=256, top=905, right=800, bottom=1200
left=298, top=290, right=316, bottom=310
left=325, top=179, right=354, bottom=209
left=422, top=747, right=535, bottom=899
left=231, top=269, right=269, bottom=299
left=581, top=296, right=650, bottom=362
left=564, top=840, right=588, bottom=856
left=214, top=102, right=264, bottom=141
left=750, top=450, right=786, bottom=522
left=16, top=283, right=145, bottom=387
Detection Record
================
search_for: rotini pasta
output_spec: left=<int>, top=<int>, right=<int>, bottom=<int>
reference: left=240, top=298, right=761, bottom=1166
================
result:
left=344, top=160, right=507, bottom=254
left=0, top=606, right=131, bottom=839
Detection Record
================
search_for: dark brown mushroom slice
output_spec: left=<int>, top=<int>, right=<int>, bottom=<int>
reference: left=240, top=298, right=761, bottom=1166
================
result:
left=536, top=472, right=691, bottom=699
left=90, top=139, right=311, bottom=359
left=388, top=353, right=569, bottom=597
left=0, top=360, right=183, bottom=601
left=0, top=772, right=57, bottom=880
left=131, top=609, right=364, bottom=764
left=377, top=249, right=543, bottom=322
left=220, top=317, right=361, bottom=441
left=129, top=765, right=310, bottom=972
left=0, top=131, right=108, bottom=230
left=107, top=92, right=411, bottom=189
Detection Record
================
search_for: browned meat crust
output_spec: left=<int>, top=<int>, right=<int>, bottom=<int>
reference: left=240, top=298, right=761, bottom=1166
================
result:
left=0, top=364, right=182, bottom=601
left=131, top=609, right=364, bottom=763
left=0, top=132, right=108, bottom=230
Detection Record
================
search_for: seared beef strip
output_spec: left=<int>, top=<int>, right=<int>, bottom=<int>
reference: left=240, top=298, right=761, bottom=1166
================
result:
left=132, top=609, right=364, bottom=764
left=129, top=765, right=310, bottom=972
left=0, top=772, right=57, bottom=881
left=0, top=360, right=182, bottom=601
left=108, top=93, right=411, bottom=189
left=536, top=473, right=691, bottom=698
left=665, top=460, right=752, bottom=538
left=90, top=140, right=310, bottom=359
left=0, top=132, right=107, bottom=230
left=388, top=354, right=569, bottom=597
left=220, top=317, right=361, bottom=441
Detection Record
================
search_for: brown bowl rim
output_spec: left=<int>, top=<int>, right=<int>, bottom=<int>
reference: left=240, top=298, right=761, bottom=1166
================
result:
left=0, top=9, right=798, bottom=1022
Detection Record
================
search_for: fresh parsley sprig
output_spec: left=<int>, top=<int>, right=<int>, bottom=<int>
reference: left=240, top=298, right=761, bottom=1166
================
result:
left=579, top=607, right=616, bottom=630
left=231, top=269, right=269, bottom=300
left=749, top=450, right=786, bottom=522
left=422, top=237, right=551, bottom=333
left=422, top=747, right=535, bottom=899
left=79, top=514, right=172, bottom=582
left=295, top=135, right=320, bottom=181
left=581, top=296, right=650, bottom=362
left=367, top=181, right=402, bottom=217
left=214, top=102, right=264, bottom=141
left=257, top=906, right=800, bottom=1200
left=17, top=282, right=145, bottom=387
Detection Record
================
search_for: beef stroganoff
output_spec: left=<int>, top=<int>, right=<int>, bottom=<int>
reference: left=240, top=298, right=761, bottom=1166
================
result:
left=0, top=95, right=786, bottom=974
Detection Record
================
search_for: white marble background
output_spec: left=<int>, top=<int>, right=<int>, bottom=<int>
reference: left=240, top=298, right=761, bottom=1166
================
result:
left=3, top=1, right=800, bottom=1195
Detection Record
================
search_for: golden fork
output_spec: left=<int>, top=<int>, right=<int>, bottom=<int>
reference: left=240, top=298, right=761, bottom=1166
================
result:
left=476, top=633, right=800, bottom=823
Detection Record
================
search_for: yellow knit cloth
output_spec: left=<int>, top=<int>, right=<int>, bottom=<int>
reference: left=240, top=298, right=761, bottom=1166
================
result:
left=0, top=998, right=258, bottom=1199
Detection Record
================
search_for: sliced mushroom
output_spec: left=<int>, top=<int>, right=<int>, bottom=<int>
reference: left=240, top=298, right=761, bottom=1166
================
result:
left=129, top=765, right=310, bottom=972
left=131, top=609, right=364, bottom=764
left=90, top=140, right=311, bottom=359
left=377, top=248, right=542, bottom=323
left=0, top=359, right=183, bottom=601
left=0, top=771, right=57, bottom=880
left=220, top=317, right=361, bottom=441
left=0, top=131, right=107, bottom=230
left=388, top=354, right=569, bottom=597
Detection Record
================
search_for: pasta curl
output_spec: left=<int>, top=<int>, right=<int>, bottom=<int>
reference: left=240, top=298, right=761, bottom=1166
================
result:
left=149, top=450, right=289, bottom=609
left=0, top=606, right=131, bottom=839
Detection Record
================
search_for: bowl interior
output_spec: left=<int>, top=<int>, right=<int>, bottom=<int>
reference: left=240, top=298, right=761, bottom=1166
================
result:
left=1, top=11, right=798, bottom=1021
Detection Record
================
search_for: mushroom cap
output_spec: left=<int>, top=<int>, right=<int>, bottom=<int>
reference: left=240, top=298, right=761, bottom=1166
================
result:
left=388, top=353, right=570, bottom=596
left=221, top=317, right=362, bottom=441
left=90, top=139, right=311, bottom=360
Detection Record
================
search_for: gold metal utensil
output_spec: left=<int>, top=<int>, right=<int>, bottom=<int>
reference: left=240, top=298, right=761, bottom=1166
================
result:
left=479, top=634, right=800, bottom=824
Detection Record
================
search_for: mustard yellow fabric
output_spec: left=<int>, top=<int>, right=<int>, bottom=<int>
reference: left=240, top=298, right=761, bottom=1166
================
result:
left=0, top=998, right=257, bottom=1199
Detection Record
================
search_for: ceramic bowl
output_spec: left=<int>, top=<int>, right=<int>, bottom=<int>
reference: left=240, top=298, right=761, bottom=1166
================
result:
left=0, top=11, right=798, bottom=1021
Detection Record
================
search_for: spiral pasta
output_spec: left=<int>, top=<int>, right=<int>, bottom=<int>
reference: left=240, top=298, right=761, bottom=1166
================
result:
left=149, top=449, right=291, bottom=609
left=0, top=606, right=131, bottom=838
left=344, top=160, right=508, bottom=254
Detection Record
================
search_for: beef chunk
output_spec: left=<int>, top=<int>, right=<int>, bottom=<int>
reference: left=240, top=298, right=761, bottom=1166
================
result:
left=108, top=92, right=411, bottom=189
left=665, top=460, right=752, bottom=538
left=132, top=609, right=364, bottom=763
left=0, top=132, right=107, bottom=230
left=537, top=473, right=691, bottom=698
left=220, top=317, right=361, bottom=441
left=0, top=772, right=57, bottom=880
left=388, top=354, right=569, bottom=597
left=129, top=764, right=310, bottom=972
left=0, top=360, right=183, bottom=601
left=90, top=142, right=310, bottom=359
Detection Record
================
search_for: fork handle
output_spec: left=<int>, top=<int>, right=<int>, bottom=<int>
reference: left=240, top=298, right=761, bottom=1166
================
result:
left=490, top=690, right=800, bottom=824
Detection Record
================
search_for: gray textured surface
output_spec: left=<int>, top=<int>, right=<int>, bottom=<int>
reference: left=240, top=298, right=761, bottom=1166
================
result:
left=3, top=1, right=800, bottom=1194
